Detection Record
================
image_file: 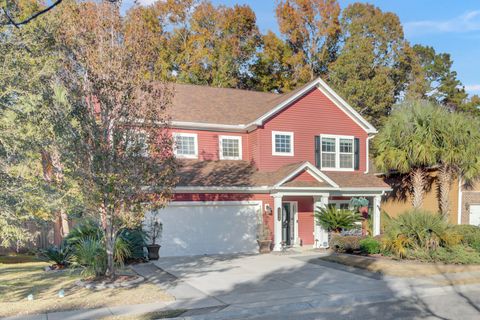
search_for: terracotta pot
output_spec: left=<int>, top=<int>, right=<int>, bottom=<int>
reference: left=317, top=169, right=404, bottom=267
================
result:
left=147, top=244, right=161, bottom=260
left=257, top=240, right=272, bottom=254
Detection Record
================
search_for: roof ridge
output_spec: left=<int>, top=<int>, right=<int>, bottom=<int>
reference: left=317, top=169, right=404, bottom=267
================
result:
left=172, top=82, right=281, bottom=97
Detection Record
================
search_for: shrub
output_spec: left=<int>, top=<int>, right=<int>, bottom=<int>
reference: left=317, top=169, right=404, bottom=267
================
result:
left=69, top=236, right=131, bottom=278
left=315, top=206, right=362, bottom=233
left=40, top=245, right=70, bottom=267
left=118, top=228, right=147, bottom=260
left=383, top=209, right=460, bottom=254
left=69, top=237, right=107, bottom=278
left=451, top=225, right=480, bottom=251
left=65, top=220, right=103, bottom=248
left=330, top=235, right=364, bottom=253
left=359, top=237, right=381, bottom=254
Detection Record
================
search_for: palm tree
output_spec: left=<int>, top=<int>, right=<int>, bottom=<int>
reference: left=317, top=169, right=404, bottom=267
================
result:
left=436, top=112, right=480, bottom=218
left=374, top=100, right=443, bottom=209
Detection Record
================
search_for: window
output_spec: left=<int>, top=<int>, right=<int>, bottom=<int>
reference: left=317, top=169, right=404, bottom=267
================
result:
left=321, top=135, right=354, bottom=170
left=126, top=130, right=149, bottom=157
left=272, top=131, right=294, bottom=156
left=219, top=136, right=242, bottom=160
left=173, top=133, right=198, bottom=159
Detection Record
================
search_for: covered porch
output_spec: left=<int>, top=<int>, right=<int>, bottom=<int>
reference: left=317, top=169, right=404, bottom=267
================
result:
left=268, top=191, right=384, bottom=251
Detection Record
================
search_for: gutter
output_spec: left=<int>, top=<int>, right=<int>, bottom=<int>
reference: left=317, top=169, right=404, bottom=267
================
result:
left=364, top=134, right=375, bottom=174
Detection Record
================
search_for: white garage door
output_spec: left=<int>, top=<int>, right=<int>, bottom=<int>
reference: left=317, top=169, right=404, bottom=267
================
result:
left=470, top=204, right=480, bottom=226
left=145, top=201, right=262, bottom=257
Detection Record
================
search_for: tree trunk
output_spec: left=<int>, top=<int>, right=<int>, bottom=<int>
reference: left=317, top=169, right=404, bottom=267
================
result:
left=438, top=165, right=452, bottom=219
left=105, top=206, right=115, bottom=279
left=41, top=149, right=69, bottom=245
left=411, top=168, right=426, bottom=209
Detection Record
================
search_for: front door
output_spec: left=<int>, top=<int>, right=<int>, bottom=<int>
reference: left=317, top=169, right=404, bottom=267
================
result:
left=282, top=202, right=296, bottom=246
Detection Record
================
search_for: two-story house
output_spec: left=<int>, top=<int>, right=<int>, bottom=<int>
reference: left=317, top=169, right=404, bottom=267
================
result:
left=151, top=77, right=391, bottom=257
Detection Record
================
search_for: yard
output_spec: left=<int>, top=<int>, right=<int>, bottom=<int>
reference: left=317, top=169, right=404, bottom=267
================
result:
left=0, top=255, right=173, bottom=318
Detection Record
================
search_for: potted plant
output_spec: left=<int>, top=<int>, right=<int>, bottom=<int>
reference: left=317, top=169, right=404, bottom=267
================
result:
left=146, top=216, right=162, bottom=260
left=257, top=223, right=272, bottom=254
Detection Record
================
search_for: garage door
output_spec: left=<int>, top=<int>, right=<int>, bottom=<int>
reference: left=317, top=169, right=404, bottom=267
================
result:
left=470, top=204, right=480, bottom=226
left=145, top=201, right=262, bottom=257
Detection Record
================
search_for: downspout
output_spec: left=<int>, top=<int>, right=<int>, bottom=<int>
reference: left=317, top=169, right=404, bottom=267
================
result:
left=457, top=176, right=463, bottom=225
left=364, top=134, right=375, bottom=174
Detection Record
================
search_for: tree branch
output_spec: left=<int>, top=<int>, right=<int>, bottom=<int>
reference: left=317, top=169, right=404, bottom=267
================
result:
left=2, top=0, right=63, bottom=27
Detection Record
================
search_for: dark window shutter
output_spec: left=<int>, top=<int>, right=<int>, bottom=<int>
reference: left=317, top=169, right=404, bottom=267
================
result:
left=315, top=136, right=321, bottom=168
left=354, top=137, right=360, bottom=170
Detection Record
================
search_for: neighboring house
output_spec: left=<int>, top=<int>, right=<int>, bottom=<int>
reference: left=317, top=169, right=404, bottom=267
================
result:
left=149, top=77, right=391, bottom=257
left=381, top=169, right=480, bottom=227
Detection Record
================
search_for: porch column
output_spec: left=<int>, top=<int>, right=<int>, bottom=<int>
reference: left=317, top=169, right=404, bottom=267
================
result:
left=373, top=195, right=381, bottom=236
left=272, top=194, right=283, bottom=251
left=313, top=194, right=329, bottom=248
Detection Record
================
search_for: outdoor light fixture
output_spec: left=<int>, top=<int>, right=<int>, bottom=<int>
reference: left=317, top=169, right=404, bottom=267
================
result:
left=265, top=204, right=272, bottom=215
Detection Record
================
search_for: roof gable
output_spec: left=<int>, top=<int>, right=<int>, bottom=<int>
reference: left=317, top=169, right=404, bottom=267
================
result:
left=169, top=78, right=377, bottom=134
left=248, top=78, right=376, bottom=134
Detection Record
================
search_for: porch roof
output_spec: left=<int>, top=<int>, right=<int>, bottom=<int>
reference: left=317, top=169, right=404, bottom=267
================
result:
left=175, top=160, right=390, bottom=191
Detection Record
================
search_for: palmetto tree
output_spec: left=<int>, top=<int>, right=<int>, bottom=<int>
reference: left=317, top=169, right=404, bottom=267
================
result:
left=436, top=112, right=480, bottom=218
left=374, top=100, right=443, bottom=209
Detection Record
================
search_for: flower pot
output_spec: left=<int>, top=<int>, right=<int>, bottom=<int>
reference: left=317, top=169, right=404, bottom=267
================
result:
left=147, top=244, right=161, bottom=260
left=257, top=240, right=272, bottom=254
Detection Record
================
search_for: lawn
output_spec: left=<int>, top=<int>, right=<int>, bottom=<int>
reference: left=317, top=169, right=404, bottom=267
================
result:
left=0, top=255, right=174, bottom=318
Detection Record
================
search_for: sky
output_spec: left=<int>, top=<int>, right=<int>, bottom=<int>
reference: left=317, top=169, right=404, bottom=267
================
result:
left=123, top=0, right=480, bottom=96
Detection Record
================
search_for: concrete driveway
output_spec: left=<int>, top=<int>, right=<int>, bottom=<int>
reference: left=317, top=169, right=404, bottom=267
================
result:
left=154, top=252, right=390, bottom=305
left=153, top=252, right=480, bottom=319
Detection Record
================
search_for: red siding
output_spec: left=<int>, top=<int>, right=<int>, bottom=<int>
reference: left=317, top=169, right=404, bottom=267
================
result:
left=290, top=170, right=318, bottom=182
left=170, top=129, right=249, bottom=161
left=251, top=88, right=368, bottom=172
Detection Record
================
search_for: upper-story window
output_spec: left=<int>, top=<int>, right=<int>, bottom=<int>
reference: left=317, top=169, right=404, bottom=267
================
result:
left=219, top=135, right=242, bottom=160
left=321, top=135, right=354, bottom=170
left=173, top=132, right=198, bottom=159
left=126, top=130, right=149, bottom=157
left=272, top=131, right=294, bottom=156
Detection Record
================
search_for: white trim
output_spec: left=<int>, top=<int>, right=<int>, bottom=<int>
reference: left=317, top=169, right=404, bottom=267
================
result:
left=458, top=177, right=463, bottom=225
left=171, top=121, right=247, bottom=132
left=173, top=132, right=198, bottom=159
left=272, top=131, right=294, bottom=156
left=320, top=134, right=355, bottom=171
left=174, top=185, right=391, bottom=194
left=168, top=201, right=262, bottom=207
left=219, top=135, right=243, bottom=160
left=246, top=78, right=377, bottom=134
left=174, top=186, right=271, bottom=193
left=274, top=161, right=339, bottom=188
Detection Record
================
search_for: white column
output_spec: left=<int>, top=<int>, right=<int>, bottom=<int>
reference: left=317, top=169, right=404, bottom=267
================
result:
left=313, top=194, right=329, bottom=248
left=272, top=194, right=283, bottom=251
left=373, top=195, right=381, bottom=236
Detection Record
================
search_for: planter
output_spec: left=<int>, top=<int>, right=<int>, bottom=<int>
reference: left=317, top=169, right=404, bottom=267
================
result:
left=147, top=244, right=161, bottom=260
left=257, top=240, right=272, bottom=254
